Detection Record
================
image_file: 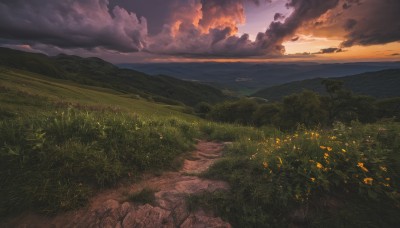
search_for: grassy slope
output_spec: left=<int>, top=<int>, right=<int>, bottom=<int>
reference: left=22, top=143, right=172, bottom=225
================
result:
left=252, top=69, right=400, bottom=101
left=0, top=47, right=228, bottom=106
left=0, top=66, right=196, bottom=120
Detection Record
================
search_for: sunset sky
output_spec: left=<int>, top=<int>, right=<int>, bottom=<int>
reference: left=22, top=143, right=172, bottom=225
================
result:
left=0, top=0, right=399, bottom=63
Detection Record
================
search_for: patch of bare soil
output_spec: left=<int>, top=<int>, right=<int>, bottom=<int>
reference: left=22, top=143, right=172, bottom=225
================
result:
left=2, top=141, right=231, bottom=228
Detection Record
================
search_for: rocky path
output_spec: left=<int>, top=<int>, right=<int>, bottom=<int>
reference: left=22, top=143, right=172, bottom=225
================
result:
left=5, top=141, right=231, bottom=228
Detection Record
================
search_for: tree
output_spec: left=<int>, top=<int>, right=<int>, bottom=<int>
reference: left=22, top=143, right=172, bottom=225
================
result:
left=253, top=103, right=281, bottom=127
left=279, top=90, right=328, bottom=129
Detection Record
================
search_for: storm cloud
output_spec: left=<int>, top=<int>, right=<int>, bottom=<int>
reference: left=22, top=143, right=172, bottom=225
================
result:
left=299, top=0, right=400, bottom=48
left=340, top=0, right=400, bottom=47
left=0, top=0, right=399, bottom=59
left=0, top=0, right=147, bottom=52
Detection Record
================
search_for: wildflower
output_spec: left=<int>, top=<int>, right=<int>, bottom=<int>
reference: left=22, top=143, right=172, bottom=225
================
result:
left=327, top=147, right=333, bottom=152
left=277, top=156, right=283, bottom=165
left=316, top=162, right=323, bottom=169
left=310, top=177, right=316, bottom=182
left=385, top=178, right=391, bottom=181
left=330, top=136, right=337, bottom=140
left=357, top=162, right=369, bottom=172
left=341, top=149, right=346, bottom=153
left=363, top=177, right=373, bottom=185
left=324, top=153, right=329, bottom=159
left=320, top=146, right=327, bottom=150
left=263, top=161, right=268, bottom=169
left=380, top=166, right=387, bottom=172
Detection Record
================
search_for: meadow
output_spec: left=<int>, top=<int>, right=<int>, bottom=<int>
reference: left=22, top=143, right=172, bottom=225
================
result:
left=0, top=65, right=399, bottom=227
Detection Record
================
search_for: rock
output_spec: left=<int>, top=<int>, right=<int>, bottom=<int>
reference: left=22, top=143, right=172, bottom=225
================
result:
left=122, top=204, right=174, bottom=228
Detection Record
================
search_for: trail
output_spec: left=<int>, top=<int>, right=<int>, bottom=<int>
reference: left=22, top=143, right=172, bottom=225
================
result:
left=4, top=141, right=231, bottom=228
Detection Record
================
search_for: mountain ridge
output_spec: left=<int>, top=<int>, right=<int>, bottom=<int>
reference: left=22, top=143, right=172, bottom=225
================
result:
left=252, top=69, right=400, bottom=101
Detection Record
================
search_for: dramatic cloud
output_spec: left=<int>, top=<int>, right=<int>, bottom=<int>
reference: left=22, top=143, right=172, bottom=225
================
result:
left=340, top=0, right=400, bottom=47
left=315, top=47, right=343, bottom=54
left=299, top=0, right=400, bottom=48
left=146, top=0, right=277, bottom=57
left=0, top=0, right=398, bottom=60
left=147, top=0, right=344, bottom=57
left=0, top=0, right=147, bottom=52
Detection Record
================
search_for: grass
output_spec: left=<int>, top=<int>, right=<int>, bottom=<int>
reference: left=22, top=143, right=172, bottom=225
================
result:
left=1, top=62, right=399, bottom=226
left=0, top=109, right=199, bottom=215
left=195, top=122, right=400, bottom=227
left=0, top=67, right=197, bottom=120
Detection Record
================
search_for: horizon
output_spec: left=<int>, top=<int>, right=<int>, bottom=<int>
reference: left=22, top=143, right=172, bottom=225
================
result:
left=0, top=0, right=399, bottom=63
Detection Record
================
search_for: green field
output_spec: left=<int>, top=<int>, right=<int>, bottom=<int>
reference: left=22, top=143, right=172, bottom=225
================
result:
left=0, top=54, right=399, bottom=227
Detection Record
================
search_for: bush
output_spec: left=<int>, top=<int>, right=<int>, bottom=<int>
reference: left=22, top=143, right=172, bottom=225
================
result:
left=200, top=122, right=400, bottom=227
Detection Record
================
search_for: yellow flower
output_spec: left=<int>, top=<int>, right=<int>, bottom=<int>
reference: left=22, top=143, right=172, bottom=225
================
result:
left=327, top=147, right=333, bottom=152
left=385, top=178, right=391, bottom=181
left=316, top=162, right=323, bottom=169
left=324, top=153, right=329, bottom=159
left=277, top=156, right=283, bottom=165
left=380, top=166, right=387, bottom=172
left=263, top=161, right=268, bottom=169
left=363, top=177, right=373, bottom=185
left=357, top=162, right=369, bottom=172
left=320, top=146, right=327, bottom=150
left=310, top=177, right=316, bottom=182
left=330, top=136, right=337, bottom=140
left=341, top=149, right=346, bottom=153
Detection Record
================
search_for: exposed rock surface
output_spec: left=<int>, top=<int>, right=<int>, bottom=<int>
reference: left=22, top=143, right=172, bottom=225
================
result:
left=2, top=141, right=231, bottom=228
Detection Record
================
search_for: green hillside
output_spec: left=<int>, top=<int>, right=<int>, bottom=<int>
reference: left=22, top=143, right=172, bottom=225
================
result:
left=0, top=66, right=196, bottom=120
left=252, top=69, right=400, bottom=101
left=0, top=47, right=228, bottom=106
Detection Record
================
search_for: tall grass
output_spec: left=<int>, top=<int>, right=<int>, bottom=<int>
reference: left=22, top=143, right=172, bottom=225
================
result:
left=0, top=108, right=199, bottom=215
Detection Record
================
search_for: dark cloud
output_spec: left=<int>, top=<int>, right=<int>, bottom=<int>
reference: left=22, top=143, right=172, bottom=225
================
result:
left=0, top=0, right=147, bottom=52
left=274, top=13, right=285, bottom=21
left=341, top=0, right=400, bottom=47
left=315, top=47, right=343, bottom=54
left=109, top=0, right=171, bottom=35
left=344, top=19, right=357, bottom=31
left=0, top=0, right=397, bottom=59
left=147, top=0, right=342, bottom=57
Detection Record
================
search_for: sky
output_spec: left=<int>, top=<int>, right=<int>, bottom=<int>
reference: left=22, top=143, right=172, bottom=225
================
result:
left=0, top=0, right=399, bottom=63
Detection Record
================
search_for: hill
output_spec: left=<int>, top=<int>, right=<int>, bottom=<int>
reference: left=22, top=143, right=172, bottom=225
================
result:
left=119, top=62, right=400, bottom=94
left=0, top=66, right=197, bottom=120
left=0, top=48, right=228, bottom=106
left=252, top=69, right=400, bottom=101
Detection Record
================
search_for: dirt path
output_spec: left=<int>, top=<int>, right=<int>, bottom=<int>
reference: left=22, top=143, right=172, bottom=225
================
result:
left=4, top=141, right=231, bottom=228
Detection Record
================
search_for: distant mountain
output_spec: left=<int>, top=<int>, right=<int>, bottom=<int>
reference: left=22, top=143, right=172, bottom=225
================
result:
left=0, top=48, right=228, bottom=106
left=119, top=62, right=400, bottom=94
left=252, top=69, right=400, bottom=101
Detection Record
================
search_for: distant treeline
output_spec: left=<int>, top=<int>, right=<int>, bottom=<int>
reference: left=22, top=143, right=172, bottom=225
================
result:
left=196, top=79, right=400, bottom=130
